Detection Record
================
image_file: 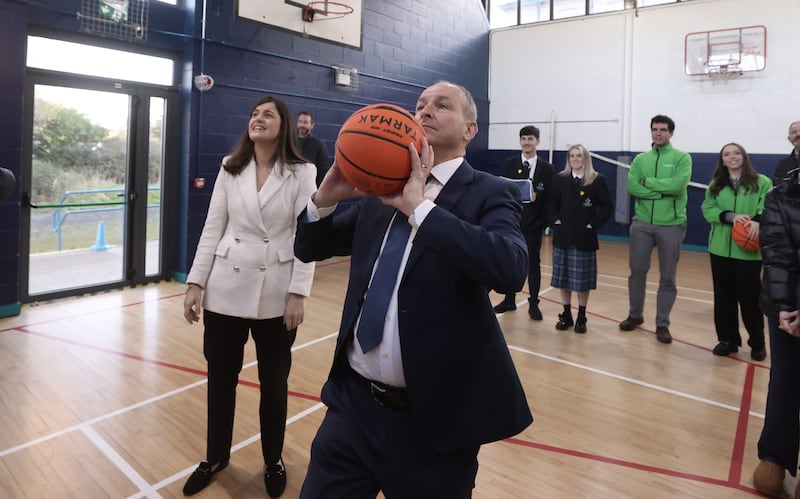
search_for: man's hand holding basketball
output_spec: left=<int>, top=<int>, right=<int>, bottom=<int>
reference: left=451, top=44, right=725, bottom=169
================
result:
left=380, top=138, right=434, bottom=216
left=313, top=161, right=367, bottom=208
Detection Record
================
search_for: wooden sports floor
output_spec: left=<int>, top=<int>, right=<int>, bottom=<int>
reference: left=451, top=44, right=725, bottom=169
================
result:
left=0, top=238, right=786, bottom=498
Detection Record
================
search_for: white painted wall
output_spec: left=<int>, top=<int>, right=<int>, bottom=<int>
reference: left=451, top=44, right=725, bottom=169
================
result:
left=489, top=0, right=800, bottom=156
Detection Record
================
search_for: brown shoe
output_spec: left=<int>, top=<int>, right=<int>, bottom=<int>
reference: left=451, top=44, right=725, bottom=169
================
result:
left=655, top=326, right=672, bottom=344
left=752, top=460, right=785, bottom=497
left=619, top=316, right=644, bottom=331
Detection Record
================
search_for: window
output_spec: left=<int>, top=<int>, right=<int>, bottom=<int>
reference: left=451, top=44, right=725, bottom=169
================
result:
left=26, top=36, right=174, bottom=86
left=490, top=0, right=519, bottom=29
left=553, top=0, right=586, bottom=19
left=637, top=0, right=675, bottom=5
left=521, top=0, right=551, bottom=24
left=590, top=0, right=625, bottom=14
left=487, top=0, right=691, bottom=27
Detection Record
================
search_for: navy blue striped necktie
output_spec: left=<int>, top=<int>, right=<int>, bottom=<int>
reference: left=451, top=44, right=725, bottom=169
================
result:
left=356, top=211, right=411, bottom=353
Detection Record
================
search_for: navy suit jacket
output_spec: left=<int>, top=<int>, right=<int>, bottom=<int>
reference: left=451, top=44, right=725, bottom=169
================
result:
left=295, top=160, right=533, bottom=452
left=499, top=155, right=554, bottom=233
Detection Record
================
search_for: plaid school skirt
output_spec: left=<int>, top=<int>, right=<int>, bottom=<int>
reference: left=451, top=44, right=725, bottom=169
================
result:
left=550, top=246, right=597, bottom=292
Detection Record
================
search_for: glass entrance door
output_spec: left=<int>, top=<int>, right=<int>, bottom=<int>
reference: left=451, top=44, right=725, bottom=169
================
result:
left=26, top=85, right=130, bottom=295
left=22, top=80, right=170, bottom=299
left=21, top=35, right=175, bottom=301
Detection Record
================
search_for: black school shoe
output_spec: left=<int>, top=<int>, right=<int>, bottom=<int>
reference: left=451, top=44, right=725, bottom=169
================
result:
left=712, top=341, right=738, bottom=356
left=183, top=460, right=228, bottom=496
left=555, top=313, right=574, bottom=330
left=528, top=299, right=543, bottom=320
left=265, top=458, right=287, bottom=498
left=493, top=298, right=516, bottom=313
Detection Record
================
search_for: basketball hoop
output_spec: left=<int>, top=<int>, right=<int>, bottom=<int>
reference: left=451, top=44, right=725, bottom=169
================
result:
left=685, top=25, right=766, bottom=79
left=302, top=1, right=354, bottom=23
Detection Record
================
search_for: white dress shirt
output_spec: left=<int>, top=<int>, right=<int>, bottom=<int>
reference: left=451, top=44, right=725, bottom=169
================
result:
left=305, top=158, right=462, bottom=386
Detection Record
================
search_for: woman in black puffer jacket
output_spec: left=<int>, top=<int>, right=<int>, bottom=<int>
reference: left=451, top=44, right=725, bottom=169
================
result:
left=753, top=169, right=800, bottom=498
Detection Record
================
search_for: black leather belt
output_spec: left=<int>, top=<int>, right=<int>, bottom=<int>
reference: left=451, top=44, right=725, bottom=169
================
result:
left=351, top=368, right=410, bottom=410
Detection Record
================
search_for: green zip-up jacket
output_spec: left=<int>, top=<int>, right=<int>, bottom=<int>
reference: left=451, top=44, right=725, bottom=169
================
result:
left=701, top=173, right=771, bottom=260
left=627, top=143, right=692, bottom=225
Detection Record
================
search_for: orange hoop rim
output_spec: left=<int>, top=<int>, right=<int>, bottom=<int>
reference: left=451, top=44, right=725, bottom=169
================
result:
left=306, top=1, right=354, bottom=17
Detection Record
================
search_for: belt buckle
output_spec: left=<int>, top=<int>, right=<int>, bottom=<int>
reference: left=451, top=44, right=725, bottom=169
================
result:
left=368, top=381, right=408, bottom=409
left=369, top=381, right=388, bottom=406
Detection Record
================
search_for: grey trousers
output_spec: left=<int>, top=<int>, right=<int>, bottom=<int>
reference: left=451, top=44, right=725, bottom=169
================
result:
left=626, top=220, right=687, bottom=327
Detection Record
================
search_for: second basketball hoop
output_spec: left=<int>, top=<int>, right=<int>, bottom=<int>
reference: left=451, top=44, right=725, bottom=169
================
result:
left=301, top=1, right=354, bottom=22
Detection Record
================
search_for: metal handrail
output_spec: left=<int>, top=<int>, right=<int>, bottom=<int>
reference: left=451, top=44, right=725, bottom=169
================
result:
left=31, top=187, right=160, bottom=251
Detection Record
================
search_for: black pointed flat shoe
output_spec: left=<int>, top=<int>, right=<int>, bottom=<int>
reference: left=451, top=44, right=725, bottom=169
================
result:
left=183, top=460, right=228, bottom=496
left=265, top=458, right=287, bottom=498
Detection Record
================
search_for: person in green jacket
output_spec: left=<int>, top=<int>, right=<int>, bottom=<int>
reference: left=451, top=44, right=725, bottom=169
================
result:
left=619, top=115, right=692, bottom=344
left=701, top=143, right=770, bottom=360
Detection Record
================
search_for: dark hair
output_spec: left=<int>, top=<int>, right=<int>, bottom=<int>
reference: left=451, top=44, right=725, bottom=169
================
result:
left=0, top=167, right=15, bottom=202
left=519, top=125, right=540, bottom=139
left=223, top=96, right=305, bottom=175
left=709, top=142, right=760, bottom=197
left=650, top=114, right=675, bottom=133
left=298, top=110, right=314, bottom=122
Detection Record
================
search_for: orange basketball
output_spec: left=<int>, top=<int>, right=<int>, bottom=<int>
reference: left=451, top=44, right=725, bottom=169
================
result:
left=732, top=218, right=759, bottom=251
left=335, top=103, right=426, bottom=196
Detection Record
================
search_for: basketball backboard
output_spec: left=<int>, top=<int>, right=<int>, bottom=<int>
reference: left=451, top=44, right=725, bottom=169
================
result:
left=685, top=25, right=766, bottom=76
left=238, top=0, right=362, bottom=49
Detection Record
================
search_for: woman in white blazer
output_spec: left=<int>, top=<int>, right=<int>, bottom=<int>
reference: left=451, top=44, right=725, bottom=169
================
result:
left=182, top=96, right=317, bottom=498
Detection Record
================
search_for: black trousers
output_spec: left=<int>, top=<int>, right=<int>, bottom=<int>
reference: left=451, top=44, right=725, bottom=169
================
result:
left=758, top=317, right=800, bottom=475
left=709, top=253, right=765, bottom=350
left=300, top=366, right=479, bottom=498
left=203, top=309, right=297, bottom=465
left=504, top=228, right=544, bottom=303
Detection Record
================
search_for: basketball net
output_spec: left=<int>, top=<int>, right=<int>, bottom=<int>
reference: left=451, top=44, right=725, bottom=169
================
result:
left=708, top=65, right=738, bottom=86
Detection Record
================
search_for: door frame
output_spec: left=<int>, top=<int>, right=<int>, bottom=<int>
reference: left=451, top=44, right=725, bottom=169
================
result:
left=20, top=69, right=179, bottom=302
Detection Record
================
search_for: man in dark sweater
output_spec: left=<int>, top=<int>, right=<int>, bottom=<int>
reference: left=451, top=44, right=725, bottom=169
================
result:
left=773, top=120, right=800, bottom=185
left=297, top=111, right=331, bottom=187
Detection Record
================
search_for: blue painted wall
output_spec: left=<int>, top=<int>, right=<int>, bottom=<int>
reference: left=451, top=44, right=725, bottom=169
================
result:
left=0, top=2, right=26, bottom=317
left=182, top=0, right=491, bottom=273
left=0, top=0, right=490, bottom=315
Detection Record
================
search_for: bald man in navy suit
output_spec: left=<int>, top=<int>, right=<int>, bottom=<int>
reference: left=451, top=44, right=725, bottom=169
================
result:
left=295, top=81, right=532, bottom=498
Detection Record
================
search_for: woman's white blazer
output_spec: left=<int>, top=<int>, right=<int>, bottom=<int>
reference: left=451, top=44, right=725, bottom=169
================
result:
left=187, top=157, right=317, bottom=319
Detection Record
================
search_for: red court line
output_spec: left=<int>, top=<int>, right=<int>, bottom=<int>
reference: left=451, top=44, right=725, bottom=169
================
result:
left=1, top=257, right=351, bottom=335
left=729, top=362, right=756, bottom=484
left=504, top=437, right=762, bottom=495
left=14, top=326, right=322, bottom=403
left=2, top=273, right=763, bottom=494
left=11, top=312, right=758, bottom=495
left=0, top=292, right=187, bottom=334
left=16, top=325, right=208, bottom=377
